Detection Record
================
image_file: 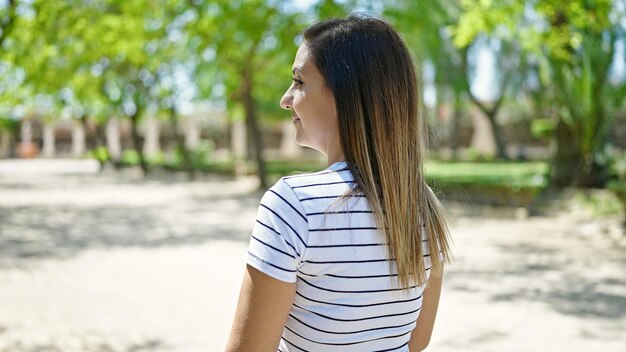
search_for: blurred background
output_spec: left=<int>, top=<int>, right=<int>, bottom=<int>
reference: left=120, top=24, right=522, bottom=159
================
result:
left=0, top=0, right=624, bottom=351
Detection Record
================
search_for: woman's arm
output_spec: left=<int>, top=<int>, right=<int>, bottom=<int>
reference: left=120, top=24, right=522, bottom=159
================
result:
left=225, top=265, right=297, bottom=352
left=408, top=273, right=443, bottom=351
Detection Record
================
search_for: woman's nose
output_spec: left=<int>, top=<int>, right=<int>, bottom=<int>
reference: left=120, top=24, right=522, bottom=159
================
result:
left=280, top=90, right=292, bottom=110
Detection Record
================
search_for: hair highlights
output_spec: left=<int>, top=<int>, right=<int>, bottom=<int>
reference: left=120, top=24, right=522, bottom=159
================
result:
left=303, top=14, right=452, bottom=288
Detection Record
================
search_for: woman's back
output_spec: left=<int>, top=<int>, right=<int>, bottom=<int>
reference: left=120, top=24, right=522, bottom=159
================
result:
left=227, top=15, right=451, bottom=352
left=248, top=161, right=434, bottom=351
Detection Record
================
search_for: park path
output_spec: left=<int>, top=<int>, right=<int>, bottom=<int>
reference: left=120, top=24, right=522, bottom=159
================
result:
left=0, top=159, right=624, bottom=352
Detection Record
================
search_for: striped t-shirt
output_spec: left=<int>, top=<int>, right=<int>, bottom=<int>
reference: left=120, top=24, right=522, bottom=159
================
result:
left=246, top=160, right=434, bottom=352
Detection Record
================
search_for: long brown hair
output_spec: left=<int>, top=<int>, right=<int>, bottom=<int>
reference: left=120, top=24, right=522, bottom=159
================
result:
left=303, top=14, right=452, bottom=288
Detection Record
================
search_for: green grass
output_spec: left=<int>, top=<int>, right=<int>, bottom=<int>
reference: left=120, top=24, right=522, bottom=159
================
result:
left=114, top=156, right=551, bottom=206
left=266, top=159, right=326, bottom=177
left=425, top=161, right=549, bottom=188
left=116, top=153, right=549, bottom=191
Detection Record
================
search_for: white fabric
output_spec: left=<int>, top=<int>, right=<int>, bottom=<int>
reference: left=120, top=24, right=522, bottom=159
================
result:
left=246, top=161, right=434, bottom=352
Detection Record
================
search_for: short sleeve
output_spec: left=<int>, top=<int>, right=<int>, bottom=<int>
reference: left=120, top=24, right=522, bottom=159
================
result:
left=246, top=178, right=308, bottom=283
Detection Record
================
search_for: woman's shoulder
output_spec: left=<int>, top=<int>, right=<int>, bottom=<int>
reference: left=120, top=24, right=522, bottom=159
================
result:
left=262, top=163, right=355, bottom=213
left=280, top=161, right=353, bottom=189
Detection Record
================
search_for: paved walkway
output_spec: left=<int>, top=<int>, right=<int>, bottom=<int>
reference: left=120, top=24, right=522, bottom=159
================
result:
left=0, top=159, right=624, bottom=351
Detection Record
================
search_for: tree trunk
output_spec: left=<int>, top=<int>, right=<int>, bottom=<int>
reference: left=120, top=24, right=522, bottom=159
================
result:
left=485, top=111, right=508, bottom=160
left=245, top=110, right=256, bottom=161
left=129, top=110, right=148, bottom=176
left=461, top=46, right=510, bottom=160
left=577, top=156, right=609, bottom=188
left=241, top=67, right=267, bottom=190
left=94, top=120, right=107, bottom=152
left=168, top=106, right=194, bottom=180
left=551, top=117, right=610, bottom=188
left=550, top=119, right=581, bottom=188
left=450, top=91, right=462, bottom=161
left=93, top=119, right=109, bottom=171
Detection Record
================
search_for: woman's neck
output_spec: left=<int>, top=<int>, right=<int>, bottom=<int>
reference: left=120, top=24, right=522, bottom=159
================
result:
left=326, top=152, right=346, bottom=167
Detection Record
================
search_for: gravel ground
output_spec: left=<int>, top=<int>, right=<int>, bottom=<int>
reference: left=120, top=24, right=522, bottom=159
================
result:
left=0, top=159, right=624, bottom=352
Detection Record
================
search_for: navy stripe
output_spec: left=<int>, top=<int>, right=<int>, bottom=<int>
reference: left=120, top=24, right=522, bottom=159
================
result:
left=293, top=303, right=421, bottom=322
left=298, top=271, right=397, bottom=278
left=282, top=336, right=310, bottom=352
left=329, top=272, right=397, bottom=279
left=259, top=204, right=307, bottom=247
left=291, top=180, right=355, bottom=189
left=307, top=242, right=387, bottom=248
left=268, top=189, right=308, bottom=223
left=325, top=267, right=431, bottom=279
left=299, top=268, right=431, bottom=279
left=300, top=277, right=420, bottom=293
left=307, top=210, right=372, bottom=216
left=310, top=226, right=378, bottom=232
left=296, top=291, right=423, bottom=308
left=255, top=220, right=300, bottom=256
left=300, top=194, right=366, bottom=202
left=372, top=341, right=410, bottom=352
left=302, top=258, right=392, bottom=264
left=247, top=252, right=296, bottom=273
left=251, top=235, right=295, bottom=259
left=250, top=167, right=436, bottom=351
left=289, top=313, right=416, bottom=335
left=284, top=325, right=411, bottom=346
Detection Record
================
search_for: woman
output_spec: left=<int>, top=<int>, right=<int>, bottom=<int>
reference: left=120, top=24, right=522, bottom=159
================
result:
left=226, top=14, right=452, bottom=352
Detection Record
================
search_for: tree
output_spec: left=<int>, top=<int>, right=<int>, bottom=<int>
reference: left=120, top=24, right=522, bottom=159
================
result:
left=387, top=0, right=524, bottom=160
left=385, top=0, right=469, bottom=159
left=453, top=0, right=625, bottom=187
left=12, top=0, right=195, bottom=175
left=533, top=1, right=625, bottom=187
left=189, top=0, right=302, bottom=189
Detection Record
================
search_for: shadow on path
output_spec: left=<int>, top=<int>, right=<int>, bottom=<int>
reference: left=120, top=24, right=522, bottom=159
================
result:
left=0, top=174, right=262, bottom=269
left=445, top=236, right=626, bottom=323
left=0, top=337, right=167, bottom=352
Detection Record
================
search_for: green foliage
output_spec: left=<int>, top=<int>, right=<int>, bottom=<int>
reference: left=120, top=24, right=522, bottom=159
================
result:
left=574, top=190, right=623, bottom=217
left=188, top=0, right=302, bottom=122
left=87, top=146, right=111, bottom=163
left=0, top=116, right=19, bottom=132
left=450, top=0, right=625, bottom=186
left=147, top=151, right=166, bottom=165
left=601, top=146, right=626, bottom=182
left=464, top=148, right=495, bottom=162
left=189, top=140, right=215, bottom=165
left=121, top=149, right=142, bottom=165
left=1, top=0, right=622, bottom=191
left=530, top=118, right=555, bottom=140
left=451, top=0, right=523, bottom=48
